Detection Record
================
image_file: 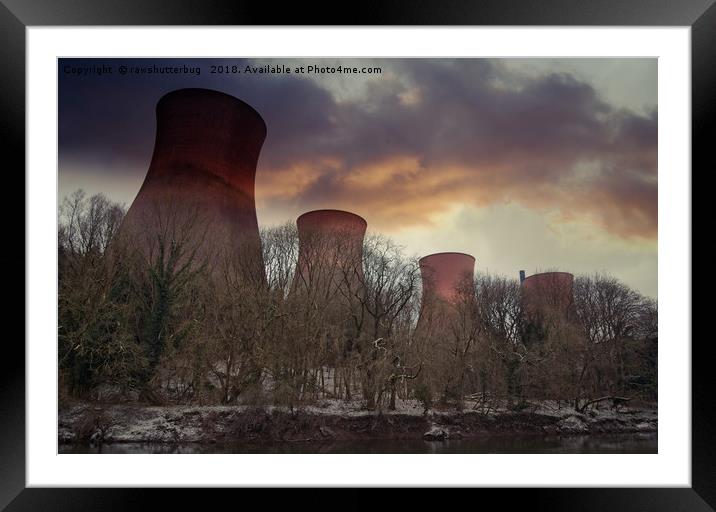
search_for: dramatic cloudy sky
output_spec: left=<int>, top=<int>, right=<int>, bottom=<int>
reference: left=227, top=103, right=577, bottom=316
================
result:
left=58, top=58, right=657, bottom=298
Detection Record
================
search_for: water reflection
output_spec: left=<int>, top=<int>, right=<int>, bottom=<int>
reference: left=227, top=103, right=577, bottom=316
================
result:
left=59, top=433, right=657, bottom=454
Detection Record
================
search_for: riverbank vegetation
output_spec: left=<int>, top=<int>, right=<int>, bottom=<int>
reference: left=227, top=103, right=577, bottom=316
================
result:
left=59, top=190, right=657, bottom=414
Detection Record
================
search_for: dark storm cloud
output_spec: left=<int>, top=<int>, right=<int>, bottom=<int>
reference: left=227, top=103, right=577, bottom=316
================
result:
left=59, top=58, right=657, bottom=239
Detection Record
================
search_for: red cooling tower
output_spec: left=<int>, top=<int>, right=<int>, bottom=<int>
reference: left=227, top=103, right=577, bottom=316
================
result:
left=119, top=88, right=266, bottom=281
left=419, top=252, right=476, bottom=305
left=291, top=209, right=367, bottom=296
left=521, top=271, right=575, bottom=314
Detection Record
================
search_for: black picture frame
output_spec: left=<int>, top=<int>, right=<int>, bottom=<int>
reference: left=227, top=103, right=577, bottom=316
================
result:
left=4, top=0, right=712, bottom=508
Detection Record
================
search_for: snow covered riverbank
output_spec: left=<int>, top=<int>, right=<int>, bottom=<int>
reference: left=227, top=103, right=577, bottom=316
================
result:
left=59, top=399, right=657, bottom=446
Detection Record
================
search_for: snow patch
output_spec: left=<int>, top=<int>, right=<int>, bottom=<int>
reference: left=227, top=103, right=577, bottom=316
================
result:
left=557, top=415, right=589, bottom=434
left=423, top=425, right=449, bottom=441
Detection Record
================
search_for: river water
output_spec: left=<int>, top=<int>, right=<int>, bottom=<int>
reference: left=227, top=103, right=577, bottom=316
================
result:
left=59, top=432, right=656, bottom=454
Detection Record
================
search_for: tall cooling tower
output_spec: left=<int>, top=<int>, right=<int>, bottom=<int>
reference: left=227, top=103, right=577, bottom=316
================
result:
left=291, top=209, right=367, bottom=298
left=119, top=88, right=266, bottom=283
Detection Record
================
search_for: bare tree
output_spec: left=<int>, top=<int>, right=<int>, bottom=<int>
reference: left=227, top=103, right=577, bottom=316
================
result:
left=59, top=190, right=657, bottom=410
left=573, top=274, right=656, bottom=403
left=473, top=274, right=525, bottom=407
left=261, top=222, right=299, bottom=298
left=59, top=189, right=125, bottom=257
left=344, top=235, right=418, bottom=409
left=58, top=191, right=146, bottom=398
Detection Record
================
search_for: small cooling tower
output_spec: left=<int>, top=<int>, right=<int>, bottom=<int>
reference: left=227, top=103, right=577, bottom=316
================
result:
left=416, top=252, right=476, bottom=333
left=521, top=271, right=575, bottom=312
left=419, top=252, right=476, bottom=305
left=521, top=271, right=575, bottom=343
left=291, top=209, right=367, bottom=297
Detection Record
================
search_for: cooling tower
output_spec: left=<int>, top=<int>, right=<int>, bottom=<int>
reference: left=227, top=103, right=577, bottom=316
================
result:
left=291, top=209, right=367, bottom=297
left=118, top=88, right=266, bottom=283
left=416, top=252, right=475, bottom=333
left=419, top=252, right=476, bottom=305
left=521, top=271, right=575, bottom=312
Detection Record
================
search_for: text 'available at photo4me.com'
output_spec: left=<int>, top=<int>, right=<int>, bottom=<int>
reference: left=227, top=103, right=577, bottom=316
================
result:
left=62, top=62, right=384, bottom=77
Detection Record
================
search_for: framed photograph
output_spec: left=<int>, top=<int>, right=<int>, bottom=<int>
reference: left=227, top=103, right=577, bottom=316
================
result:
left=7, top=0, right=712, bottom=508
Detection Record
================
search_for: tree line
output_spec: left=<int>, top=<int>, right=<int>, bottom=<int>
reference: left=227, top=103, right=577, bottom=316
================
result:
left=58, top=190, right=657, bottom=412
